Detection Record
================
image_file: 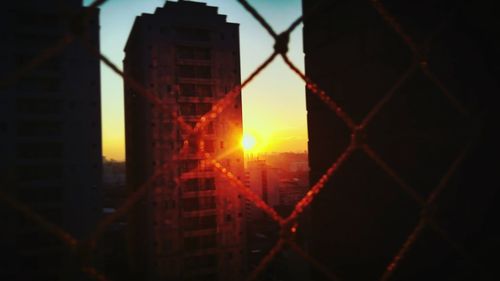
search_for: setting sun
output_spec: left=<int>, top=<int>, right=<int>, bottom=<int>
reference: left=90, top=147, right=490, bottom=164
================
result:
left=241, top=134, right=257, bottom=151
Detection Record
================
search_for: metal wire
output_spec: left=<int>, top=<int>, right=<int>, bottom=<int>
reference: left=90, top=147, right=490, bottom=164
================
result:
left=0, top=0, right=488, bottom=280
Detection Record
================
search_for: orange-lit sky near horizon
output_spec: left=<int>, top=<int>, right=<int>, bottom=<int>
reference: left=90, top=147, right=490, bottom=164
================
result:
left=84, top=0, right=307, bottom=161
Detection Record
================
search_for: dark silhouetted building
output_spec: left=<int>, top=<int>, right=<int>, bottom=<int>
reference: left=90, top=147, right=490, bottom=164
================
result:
left=303, top=0, right=499, bottom=280
left=124, top=1, right=244, bottom=280
left=0, top=0, right=101, bottom=280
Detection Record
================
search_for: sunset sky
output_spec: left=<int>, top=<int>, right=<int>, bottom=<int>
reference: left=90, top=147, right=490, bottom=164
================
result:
left=84, top=0, right=307, bottom=160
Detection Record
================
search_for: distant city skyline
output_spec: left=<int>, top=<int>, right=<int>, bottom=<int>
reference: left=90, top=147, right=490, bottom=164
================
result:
left=84, top=0, right=307, bottom=160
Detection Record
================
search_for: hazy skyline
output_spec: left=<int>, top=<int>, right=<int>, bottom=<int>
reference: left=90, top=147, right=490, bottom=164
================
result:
left=83, top=0, right=307, bottom=160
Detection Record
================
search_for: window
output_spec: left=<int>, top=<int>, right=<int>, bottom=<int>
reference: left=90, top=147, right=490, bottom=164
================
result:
left=176, top=46, right=211, bottom=60
left=17, top=120, right=62, bottom=137
left=177, top=65, right=211, bottom=79
left=177, top=65, right=195, bottom=77
left=179, top=103, right=212, bottom=116
left=162, top=122, right=174, bottom=134
left=183, top=178, right=199, bottom=191
left=176, top=27, right=211, bottom=42
left=17, top=142, right=63, bottom=159
left=164, top=200, right=176, bottom=210
left=16, top=55, right=61, bottom=71
left=198, top=66, right=211, bottom=78
left=205, top=178, right=215, bottom=189
left=16, top=164, right=63, bottom=182
left=180, top=84, right=213, bottom=97
left=197, top=103, right=211, bottom=115
left=188, top=138, right=200, bottom=153
left=179, top=84, right=196, bottom=96
left=16, top=11, right=60, bottom=27
left=13, top=31, right=60, bottom=49
left=18, top=185, right=63, bottom=204
left=183, top=254, right=217, bottom=270
left=40, top=208, right=63, bottom=225
left=178, top=160, right=199, bottom=174
left=17, top=75, right=60, bottom=92
left=200, top=160, right=214, bottom=172
left=183, top=215, right=216, bottom=231
left=154, top=175, right=176, bottom=188
left=179, top=103, right=196, bottom=115
left=183, top=178, right=215, bottom=192
left=184, top=234, right=217, bottom=251
left=18, top=231, right=61, bottom=251
left=183, top=196, right=216, bottom=211
left=204, top=140, right=214, bottom=153
left=197, top=84, right=212, bottom=97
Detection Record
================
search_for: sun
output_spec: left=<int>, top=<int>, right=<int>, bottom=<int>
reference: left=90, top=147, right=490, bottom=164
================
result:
left=241, top=134, right=256, bottom=151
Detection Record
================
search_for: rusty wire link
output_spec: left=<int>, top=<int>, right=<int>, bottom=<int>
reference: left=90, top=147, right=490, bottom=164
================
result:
left=0, top=0, right=107, bottom=89
left=0, top=190, right=78, bottom=249
left=379, top=144, right=472, bottom=280
left=369, top=0, right=469, bottom=117
left=369, top=0, right=421, bottom=58
left=0, top=35, right=74, bottom=89
left=281, top=54, right=358, bottom=130
left=245, top=239, right=286, bottom=281
left=81, top=266, right=112, bottom=281
left=360, top=62, right=418, bottom=128
left=0, top=0, right=488, bottom=280
left=191, top=51, right=278, bottom=135
left=0, top=190, right=112, bottom=280
left=362, top=144, right=426, bottom=205
left=210, top=157, right=285, bottom=224
left=284, top=0, right=330, bottom=35
left=286, top=143, right=355, bottom=224
left=288, top=239, right=342, bottom=281
left=237, top=0, right=277, bottom=38
left=427, top=144, right=471, bottom=206
left=380, top=218, right=427, bottom=281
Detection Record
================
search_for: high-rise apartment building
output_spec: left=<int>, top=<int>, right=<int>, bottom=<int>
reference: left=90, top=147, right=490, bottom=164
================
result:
left=303, top=0, right=499, bottom=280
left=124, top=1, right=244, bottom=280
left=0, top=1, right=101, bottom=280
left=244, top=159, right=280, bottom=222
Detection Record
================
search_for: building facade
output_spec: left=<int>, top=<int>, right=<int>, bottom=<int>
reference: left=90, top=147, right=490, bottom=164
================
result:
left=303, top=0, right=499, bottom=280
left=245, top=159, right=280, bottom=222
left=0, top=0, right=102, bottom=280
left=124, top=2, right=244, bottom=280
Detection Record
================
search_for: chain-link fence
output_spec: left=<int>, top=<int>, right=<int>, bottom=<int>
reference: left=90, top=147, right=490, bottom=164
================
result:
left=1, top=0, right=498, bottom=280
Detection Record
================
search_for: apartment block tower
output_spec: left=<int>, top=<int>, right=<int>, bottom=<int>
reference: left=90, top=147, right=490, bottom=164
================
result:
left=303, top=0, right=499, bottom=280
left=124, top=1, right=244, bottom=281
left=0, top=0, right=101, bottom=280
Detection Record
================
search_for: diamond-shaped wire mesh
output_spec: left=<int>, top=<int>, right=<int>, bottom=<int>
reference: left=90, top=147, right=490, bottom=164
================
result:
left=0, top=0, right=496, bottom=280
